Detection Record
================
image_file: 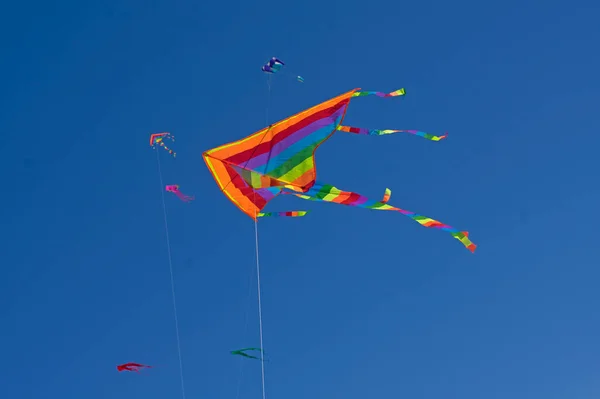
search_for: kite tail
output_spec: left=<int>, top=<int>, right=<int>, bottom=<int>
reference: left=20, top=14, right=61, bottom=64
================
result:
left=337, top=125, right=447, bottom=142
left=343, top=87, right=446, bottom=141
left=257, top=211, right=309, bottom=218
left=175, top=191, right=195, bottom=202
left=158, top=142, right=176, bottom=158
left=381, top=188, right=391, bottom=204
left=352, top=88, right=406, bottom=97
left=286, top=182, right=476, bottom=253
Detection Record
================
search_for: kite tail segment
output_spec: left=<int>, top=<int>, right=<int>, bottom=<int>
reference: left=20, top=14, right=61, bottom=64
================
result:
left=176, top=192, right=195, bottom=202
left=257, top=211, right=309, bottom=218
left=158, top=141, right=177, bottom=158
left=352, top=88, right=406, bottom=97
left=344, top=88, right=446, bottom=141
left=337, top=125, right=447, bottom=141
left=381, top=188, right=391, bottom=204
left=286, top=182, right=476, bottom=253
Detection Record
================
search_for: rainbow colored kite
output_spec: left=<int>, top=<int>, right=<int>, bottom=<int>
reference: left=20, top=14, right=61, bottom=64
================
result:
left=202, top=88, right=476, bottom=252
left=150, top=132, right=176, bottom=158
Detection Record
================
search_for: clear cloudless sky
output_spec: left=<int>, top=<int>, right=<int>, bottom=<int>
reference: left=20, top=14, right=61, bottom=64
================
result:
left=1, top=0, right=600, bottom=398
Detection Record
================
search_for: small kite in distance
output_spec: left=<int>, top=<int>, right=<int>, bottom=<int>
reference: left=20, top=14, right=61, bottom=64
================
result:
left=166, top=185, right=194, bottom=202
left=117, top=362, right=152, bottom=373
left=261, top=57, right=284, bottom=74
left=261, top=57, right=304, bottom=82
left=150, top=132, right=176, bottom=158
left=231, top=347, right=265, bottom=361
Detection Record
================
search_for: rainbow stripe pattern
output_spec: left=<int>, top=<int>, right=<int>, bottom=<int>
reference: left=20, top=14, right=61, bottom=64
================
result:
left=257, top=211, right=309, bottom=218
left=287, top=183, right=476, bottom=252
left=203, top=87, right=476, bottom=252
left=352, top=88, right=406, bottom=97
left=337, top=125, right=448, bottom=141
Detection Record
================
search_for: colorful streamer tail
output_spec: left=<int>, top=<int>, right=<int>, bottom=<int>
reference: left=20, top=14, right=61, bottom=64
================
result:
left=339, top=88, right=446, bottom=141
left=285, top=183, right=476, bottom=252
left=337, top=125, right=447, bottom=141
left=352, top=88, right=406, bottom=97
left=257, top=211, right=308, bottom=218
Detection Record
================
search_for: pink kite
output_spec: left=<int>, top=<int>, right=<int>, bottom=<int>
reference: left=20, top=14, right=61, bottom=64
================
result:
left=117, top=362, right=152, bottom=373
left=166, top=185, right=194, bottom=202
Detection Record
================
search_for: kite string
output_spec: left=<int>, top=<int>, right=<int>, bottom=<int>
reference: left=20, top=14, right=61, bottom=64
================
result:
left=234, top=265, right=255, bottom=399
left=265, top=74, right=271, bottom=126
left=254, top=211, right=266, bottom=399
left=255, top=73, right=271, bottom=399
left=156, top=148, right=187, bottom=399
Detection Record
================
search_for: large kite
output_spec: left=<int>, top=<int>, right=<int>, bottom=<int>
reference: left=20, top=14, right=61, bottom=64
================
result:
left=202, top=88, right=476, bottom=252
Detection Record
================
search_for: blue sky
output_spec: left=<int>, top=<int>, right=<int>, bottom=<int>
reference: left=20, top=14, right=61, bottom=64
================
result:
left=2, top=0, right=600, bottom=398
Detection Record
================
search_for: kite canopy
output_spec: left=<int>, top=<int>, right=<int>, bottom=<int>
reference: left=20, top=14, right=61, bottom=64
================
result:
left=261, top=56, right=303, bottom=82
left=203, top=87, right=476, bottom=252
left=203, top=88, right=359, bottom=219
left=261, top=57, right=284, bottom=74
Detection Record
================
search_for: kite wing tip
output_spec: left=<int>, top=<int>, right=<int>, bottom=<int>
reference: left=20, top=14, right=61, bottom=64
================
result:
left=381, top=188, right=392, bottom=203
left=456, top=231, right=476, bottom=253
left=433, top=132, right=448, bottom=141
